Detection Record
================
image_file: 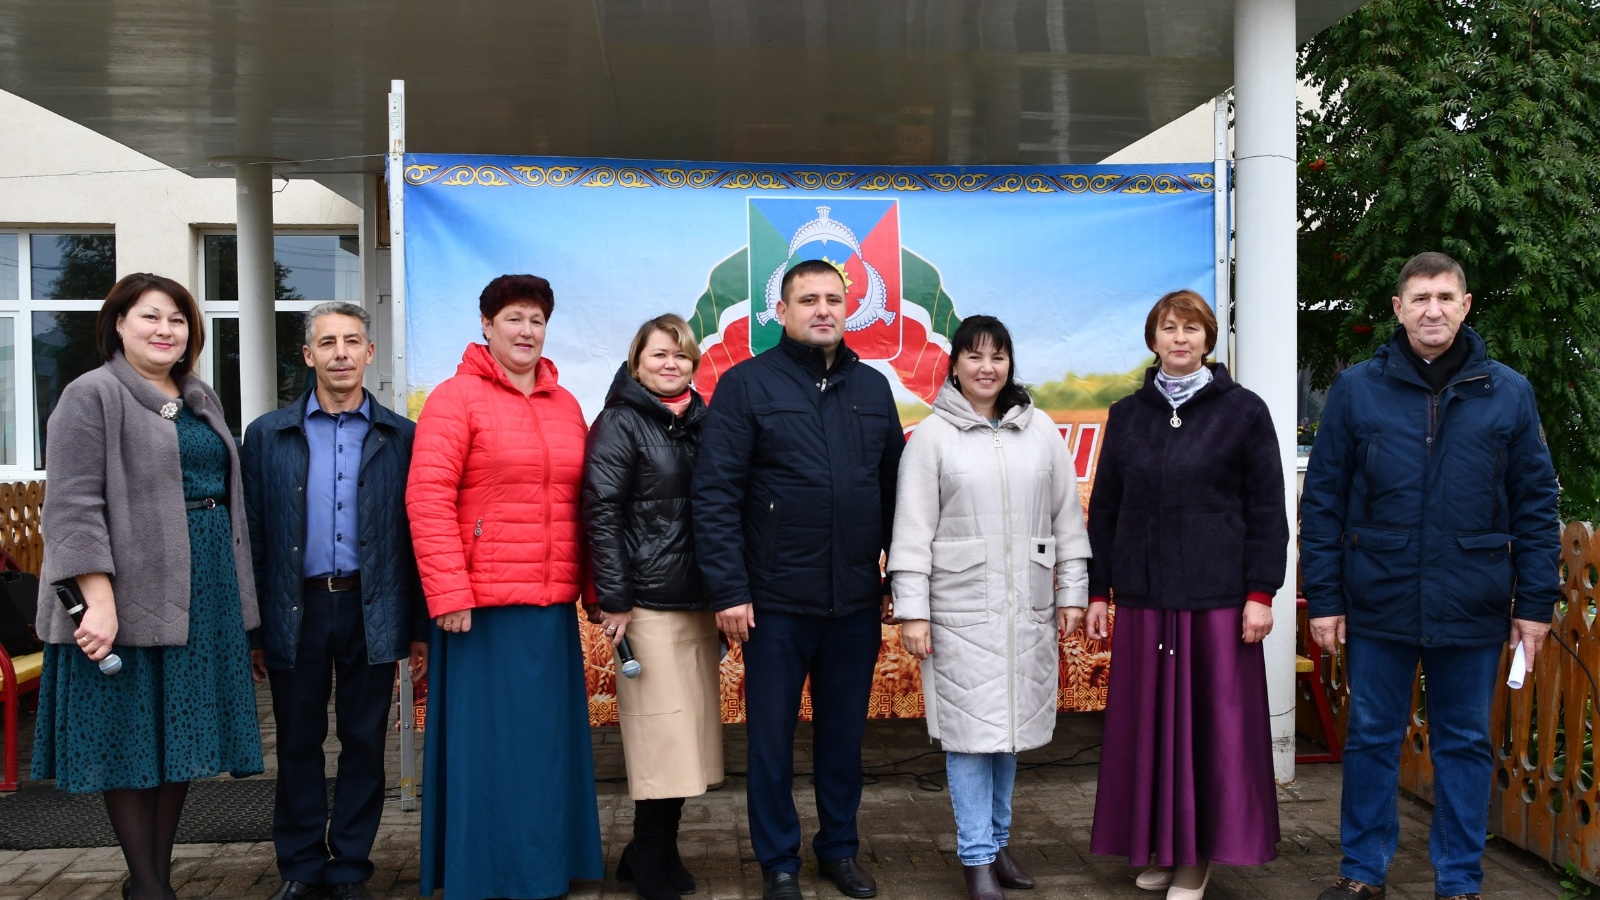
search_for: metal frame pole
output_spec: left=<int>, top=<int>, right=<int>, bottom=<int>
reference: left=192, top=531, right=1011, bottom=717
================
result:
left=386, top=79, right=419, bottom=812
left=1213, top=93, right=1232, bottom=368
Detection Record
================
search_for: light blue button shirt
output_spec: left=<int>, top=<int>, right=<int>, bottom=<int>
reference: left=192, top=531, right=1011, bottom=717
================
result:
left=303, top=391, right=370, bottom=579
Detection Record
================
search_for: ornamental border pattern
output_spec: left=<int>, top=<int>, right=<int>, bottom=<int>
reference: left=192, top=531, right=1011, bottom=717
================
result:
left=404, top=163, right=1214, bottom=195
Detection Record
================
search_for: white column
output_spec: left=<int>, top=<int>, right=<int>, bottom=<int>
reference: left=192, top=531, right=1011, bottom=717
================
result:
left=1233, top=0, right=1300, bottom=784
left=235, top=163, right=277, bottom=428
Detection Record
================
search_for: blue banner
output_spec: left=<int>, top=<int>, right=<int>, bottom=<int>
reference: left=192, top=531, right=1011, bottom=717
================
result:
left=402, top=154, right=1218, bottom=440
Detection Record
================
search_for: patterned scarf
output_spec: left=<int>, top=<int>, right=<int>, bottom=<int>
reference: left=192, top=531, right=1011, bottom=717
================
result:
left=1154, top=365, right=1213, bottom=410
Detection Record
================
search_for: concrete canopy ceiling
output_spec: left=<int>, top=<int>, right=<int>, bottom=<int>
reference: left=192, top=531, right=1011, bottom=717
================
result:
left=0, top=0, right=1364, bottom=177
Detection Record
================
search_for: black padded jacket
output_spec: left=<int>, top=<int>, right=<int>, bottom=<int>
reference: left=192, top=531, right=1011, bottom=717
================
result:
left=581, top=363, right=708, bottom=613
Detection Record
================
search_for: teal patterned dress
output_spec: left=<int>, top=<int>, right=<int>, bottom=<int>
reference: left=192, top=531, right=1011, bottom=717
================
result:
left=32, top=406, right=264, bottom=792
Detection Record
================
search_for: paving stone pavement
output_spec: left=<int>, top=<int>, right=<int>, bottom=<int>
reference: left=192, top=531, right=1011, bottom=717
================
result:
left=0, top=683, right=1569, bottom=899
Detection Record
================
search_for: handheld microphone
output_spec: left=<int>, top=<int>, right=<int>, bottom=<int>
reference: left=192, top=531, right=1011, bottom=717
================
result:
left=615, top=636, right=642, bottom=679
left=53, top=580, right=123, bottom=675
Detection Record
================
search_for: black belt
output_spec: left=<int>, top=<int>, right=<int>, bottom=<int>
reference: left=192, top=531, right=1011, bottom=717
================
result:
left=305, top=574, right=361, bottom=593
left=184, top=497, right=225, bottom=510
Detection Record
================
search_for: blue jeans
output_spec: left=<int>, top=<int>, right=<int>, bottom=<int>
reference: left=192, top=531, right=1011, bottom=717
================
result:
left=1339, top=635, right=1502, bottom=897
left=945, top=751, right=1018, bottom=866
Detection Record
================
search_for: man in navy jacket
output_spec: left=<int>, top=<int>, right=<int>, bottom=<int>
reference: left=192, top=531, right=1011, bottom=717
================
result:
left=694, top=260, right=904, bottom=900
left=242, top=302, right=428, bottom=900
left=1301, top=253, right=1560, bottom=900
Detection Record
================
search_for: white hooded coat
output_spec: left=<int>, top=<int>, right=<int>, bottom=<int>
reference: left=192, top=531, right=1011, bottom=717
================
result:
left=888, top=386, right=1091, bottom=754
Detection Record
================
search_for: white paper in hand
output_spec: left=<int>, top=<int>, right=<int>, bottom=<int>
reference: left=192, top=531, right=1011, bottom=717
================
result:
left=1506, top=642, right=1528, bottom=690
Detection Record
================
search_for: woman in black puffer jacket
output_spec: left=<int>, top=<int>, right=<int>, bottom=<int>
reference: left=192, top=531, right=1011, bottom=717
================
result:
left=582, top=313, right=724, bottom=900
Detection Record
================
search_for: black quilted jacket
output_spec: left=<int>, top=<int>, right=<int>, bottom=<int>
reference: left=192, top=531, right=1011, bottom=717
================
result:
left=242, top=389, right=427, bottom=669
left=581, top=364, right=708, bottom=613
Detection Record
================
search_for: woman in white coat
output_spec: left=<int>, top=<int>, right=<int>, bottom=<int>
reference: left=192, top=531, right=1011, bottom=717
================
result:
left=889, top=315, right=1092, bottom=900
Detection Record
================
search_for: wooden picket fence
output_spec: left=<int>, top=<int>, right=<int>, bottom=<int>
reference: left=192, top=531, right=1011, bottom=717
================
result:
left=0, top=481, right=44, bottom=574
left=1299, top=519, right=1600, bottom=883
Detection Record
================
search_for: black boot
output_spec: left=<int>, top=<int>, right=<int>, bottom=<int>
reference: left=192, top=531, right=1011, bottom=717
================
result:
left=615, top=799, right=686, bottom=900
left=659, top=797, right=695, bottom=894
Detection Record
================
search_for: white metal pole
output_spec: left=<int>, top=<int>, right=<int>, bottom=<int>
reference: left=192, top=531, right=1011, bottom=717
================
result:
left=235, top=163, right=277, bottom=428
left=1213, top=93, right=1232, bottom=367
left=1233, top=0, right=1300, bottom=784
left=387, top=81, right=408, bottom=418
left=386, top=79, right=419, bottom=813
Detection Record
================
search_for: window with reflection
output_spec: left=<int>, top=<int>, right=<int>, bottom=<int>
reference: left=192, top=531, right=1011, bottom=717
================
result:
left=33, top=311, right=102, bottom=469
left=0, top=230, right=119, bottom=471
left=204, top=234, right=360, bottom=305
left=203, top=231, right=359, bottom=433
left=210, top=312, right=314, bottom=436
left=21, top=232, right=118, bottom=471
left=0, top=235, right=17, bottom=303
left=0, top=318, right=16, bottom=466
left=31, top=234, right=116, bottom=301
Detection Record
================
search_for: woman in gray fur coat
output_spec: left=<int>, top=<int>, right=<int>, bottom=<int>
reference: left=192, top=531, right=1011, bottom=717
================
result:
left=31, top=273, right=263, bottom=900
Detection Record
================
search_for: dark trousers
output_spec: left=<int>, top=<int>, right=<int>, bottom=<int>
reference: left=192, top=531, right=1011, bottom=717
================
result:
left=741, top=607, right=882, bottom=874
left=268, top=588, right=396, bottom=885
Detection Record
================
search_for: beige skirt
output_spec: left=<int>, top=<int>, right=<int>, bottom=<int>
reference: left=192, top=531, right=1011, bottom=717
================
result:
left=615, top=607, right=725, bottom=800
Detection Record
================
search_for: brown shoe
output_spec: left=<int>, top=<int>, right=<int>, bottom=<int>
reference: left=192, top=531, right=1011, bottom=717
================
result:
left=993, top=847, right=1033, bottom=890
left=1317, top=877, right=1385, bottom=900
left=1435, top=894, right=1482, bottom=900
left=963, top=863, right=1005, bottom=900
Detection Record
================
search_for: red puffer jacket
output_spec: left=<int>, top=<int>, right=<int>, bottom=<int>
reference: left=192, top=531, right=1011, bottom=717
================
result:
left=407, top=343, right=589, bottom=617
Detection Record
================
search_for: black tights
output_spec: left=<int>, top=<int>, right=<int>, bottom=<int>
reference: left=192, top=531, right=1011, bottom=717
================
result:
left=103, top=782, right=189, bottom=900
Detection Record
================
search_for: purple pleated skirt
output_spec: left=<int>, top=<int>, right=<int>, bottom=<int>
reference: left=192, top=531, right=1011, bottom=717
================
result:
left=1089, top=605, right=1279, bottom=867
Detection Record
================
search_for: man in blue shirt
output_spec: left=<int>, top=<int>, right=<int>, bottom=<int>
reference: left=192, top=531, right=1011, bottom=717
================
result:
left=243, top=302, right=427, bottom=900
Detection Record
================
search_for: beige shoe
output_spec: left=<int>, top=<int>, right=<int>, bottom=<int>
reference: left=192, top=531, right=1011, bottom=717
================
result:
left=1135, top=866, right=1174, bottom=890
left=1165, top=862, right=1211, bottom=900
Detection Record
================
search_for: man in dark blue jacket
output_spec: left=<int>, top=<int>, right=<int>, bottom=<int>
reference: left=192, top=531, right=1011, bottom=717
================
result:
left=242, top=302, right=428, bottom=900
left=694, top=260, right=904, bottom=900
left=1301, top=252, right=1560, bottom=900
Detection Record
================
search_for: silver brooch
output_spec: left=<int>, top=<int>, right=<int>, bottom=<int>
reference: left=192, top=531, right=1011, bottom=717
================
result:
left=159, top=401, right=180, bottom=420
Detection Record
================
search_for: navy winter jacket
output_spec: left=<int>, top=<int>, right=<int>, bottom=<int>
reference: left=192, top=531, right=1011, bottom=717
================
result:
left=243, top=389, right=428, bottom=669
left=692, top=335, right=904, bottom=617
left=1300, top=328, right=1561, bottom=647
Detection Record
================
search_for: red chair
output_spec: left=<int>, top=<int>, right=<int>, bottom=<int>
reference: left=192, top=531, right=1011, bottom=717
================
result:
left=1, top=643, right=43, bottom=791
left=1296, top=595, right=1343, bottom=764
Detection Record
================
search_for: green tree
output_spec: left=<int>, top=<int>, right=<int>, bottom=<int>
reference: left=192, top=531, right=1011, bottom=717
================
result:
left=1298, top=0, right=1600, bottom=517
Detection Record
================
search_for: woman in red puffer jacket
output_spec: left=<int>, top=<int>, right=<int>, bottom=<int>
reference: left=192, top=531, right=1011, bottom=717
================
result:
left=407, top=274, right=602, bottom=900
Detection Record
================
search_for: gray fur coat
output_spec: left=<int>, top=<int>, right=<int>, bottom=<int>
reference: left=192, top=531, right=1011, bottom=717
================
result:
left=35, top=353, right=259, bottom=646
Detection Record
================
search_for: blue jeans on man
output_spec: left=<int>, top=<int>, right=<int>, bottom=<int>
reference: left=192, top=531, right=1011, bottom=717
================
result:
left=1339, top=634, right=1503, bottom=897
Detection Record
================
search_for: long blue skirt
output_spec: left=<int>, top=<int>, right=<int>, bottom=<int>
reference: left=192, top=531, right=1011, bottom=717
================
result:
left=419, top=604, right=603, bottom=899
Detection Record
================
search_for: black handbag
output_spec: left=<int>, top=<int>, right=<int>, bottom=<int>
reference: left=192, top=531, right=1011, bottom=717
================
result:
left=0, top=550, right=41, bottom=656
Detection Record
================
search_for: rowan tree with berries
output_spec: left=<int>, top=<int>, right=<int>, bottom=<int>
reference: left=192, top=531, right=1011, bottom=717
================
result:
left=1298, top=0, right=1600, bottom=516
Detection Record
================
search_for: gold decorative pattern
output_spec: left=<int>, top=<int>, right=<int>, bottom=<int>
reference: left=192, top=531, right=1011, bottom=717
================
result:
left=404, top=162, right=1216, bottom=196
